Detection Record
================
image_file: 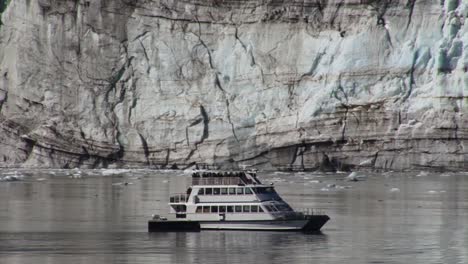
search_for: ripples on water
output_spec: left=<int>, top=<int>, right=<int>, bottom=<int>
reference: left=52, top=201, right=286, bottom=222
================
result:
left=0, top=169, right=467, bottom=264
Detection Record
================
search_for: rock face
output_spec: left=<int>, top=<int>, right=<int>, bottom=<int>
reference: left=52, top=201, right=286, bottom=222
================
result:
left=0, top=0, right=467, bottom=171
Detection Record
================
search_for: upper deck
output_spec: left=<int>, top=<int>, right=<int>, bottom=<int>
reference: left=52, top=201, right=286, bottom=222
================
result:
left=190, top=171, right=261, bottom=186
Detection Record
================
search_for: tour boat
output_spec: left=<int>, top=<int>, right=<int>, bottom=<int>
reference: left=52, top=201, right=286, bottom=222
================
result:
left=148, top=171, right=330, bottom=232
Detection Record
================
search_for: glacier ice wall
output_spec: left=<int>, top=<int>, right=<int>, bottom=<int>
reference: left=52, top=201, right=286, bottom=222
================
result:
left=0, top=0, right=467, bottom=170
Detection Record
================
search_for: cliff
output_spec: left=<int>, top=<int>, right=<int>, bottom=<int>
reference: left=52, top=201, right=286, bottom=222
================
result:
left=0, top=0, right=467, bottom=171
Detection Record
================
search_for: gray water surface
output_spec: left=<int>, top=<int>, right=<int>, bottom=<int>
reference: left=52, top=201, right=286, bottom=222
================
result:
left=0, top=169, right=467, bottom=264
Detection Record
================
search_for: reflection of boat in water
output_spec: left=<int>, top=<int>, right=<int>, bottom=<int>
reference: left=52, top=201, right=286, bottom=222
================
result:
left=148, top=171, right=330, bottom=232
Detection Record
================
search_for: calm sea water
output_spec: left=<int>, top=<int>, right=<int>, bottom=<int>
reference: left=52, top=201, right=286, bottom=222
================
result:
left=0, top=169, right=467, bottom=264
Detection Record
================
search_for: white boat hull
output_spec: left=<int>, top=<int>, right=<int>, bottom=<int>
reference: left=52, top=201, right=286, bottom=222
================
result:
left=199, top=220, right=308, bottom=231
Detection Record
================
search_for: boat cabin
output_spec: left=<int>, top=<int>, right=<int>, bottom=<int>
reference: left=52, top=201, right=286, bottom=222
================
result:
left=168, top=171, right=295, bottom=221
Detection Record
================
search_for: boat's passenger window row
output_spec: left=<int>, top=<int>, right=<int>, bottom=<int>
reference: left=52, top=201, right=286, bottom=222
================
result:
left=263, top=204, right=293, bottom=212
left=195, top=205, right=264, bottom=213
left=252, top=187, right=276, bottom=194
left=197, top=187, right=253, bottom=196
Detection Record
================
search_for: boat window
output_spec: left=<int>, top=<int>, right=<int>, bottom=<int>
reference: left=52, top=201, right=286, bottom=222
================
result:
left=243, top=205, right=250, bottom=213
left=196, top=206, right=202, bottom=213
left=251, top=205, right=258, bottom=213
left=227, top=206, right=234, bottom=213
left=211, top=206, right=218, bottom=213
left=205, top=188, right=213, bottom=195
left=235, top=205, right=242, bottom=213
left=253, top=187, right=276, bottom=194
left=198, top=188, right=205, bottom=195
left=264, top=205, right=273, bottom=212
left=213, top=188, right=220, bottom=195
left=174, top=205, right=186, bottom=212
left=245, top=188, right=253, bottom=194
left=271, top=205, right=279, bottom=212
left=276, top=204, right=293, bottom=211
left=229, top=188, right=236, bottom=195
left=221, top=188, right=228, bottom=195
left=203, top=206, right=210, bottom=213
left=219, top=206, right=226, bottom=213
left=236, top=188, right=244, bottom=195
left=258, top=206, right=264, bottom=212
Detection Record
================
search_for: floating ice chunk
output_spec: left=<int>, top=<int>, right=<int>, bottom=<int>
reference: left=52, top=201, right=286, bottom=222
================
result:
left=270, top=177, right=285, bottom=182
left=390, top=188, right=400, bottom=192
left=112, top=182, right=133, bottom=186
left=309, top=180, right=321, bottom=184
left=416, top=171, right=429, bottom=177
left=326, top=184, right=336, bottom=188
left=440, top=173, right=452, bottom=177
left=101, top=169, right=130, bottom=176
left=427, top=190, right=438, bottom=194
left=336, top=185, right=352, bottom=189
left=183, top=169, right=194, bottom=175
left=70, top=174, right=82, bottom=179
left=273, top=172, right=289, bottom=175
left=320, top=188, right=330, bottom=192
left=36, top=178, right=46, bottom=181
left=162, top=180, right=169, bottom=183
left=1, top=174, right=24, bottom=182
left=345, top=172, right=366, bottom=182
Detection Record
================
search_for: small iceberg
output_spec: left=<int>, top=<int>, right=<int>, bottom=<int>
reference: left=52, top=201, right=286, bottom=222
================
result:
left=390, top=188, right=400, bottom=193
left=336, top=185, right=352, bottom=190
left=345, top=172, right=366, bottom=182
left=1, top=171, right=24, bottom=182
left=101, top=169, right=130, bottom=176
left=183, top=168, right=195, bottom=175
left=69, top=173, right=82, bottom=179
left=416, top=171, right=429, bottom=177
left=0, top=175, right=24, bottom=182
left=112, top=182, right=133, bottom=186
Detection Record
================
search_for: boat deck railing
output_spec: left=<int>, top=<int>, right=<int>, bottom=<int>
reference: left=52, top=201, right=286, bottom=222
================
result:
left=295, top=208, right=327, bottom=217
left=191, top=177, right=244, bottom=186
left=169, top=193, right=189, bottom=203
left=191, top=171, right=260, bottom=186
